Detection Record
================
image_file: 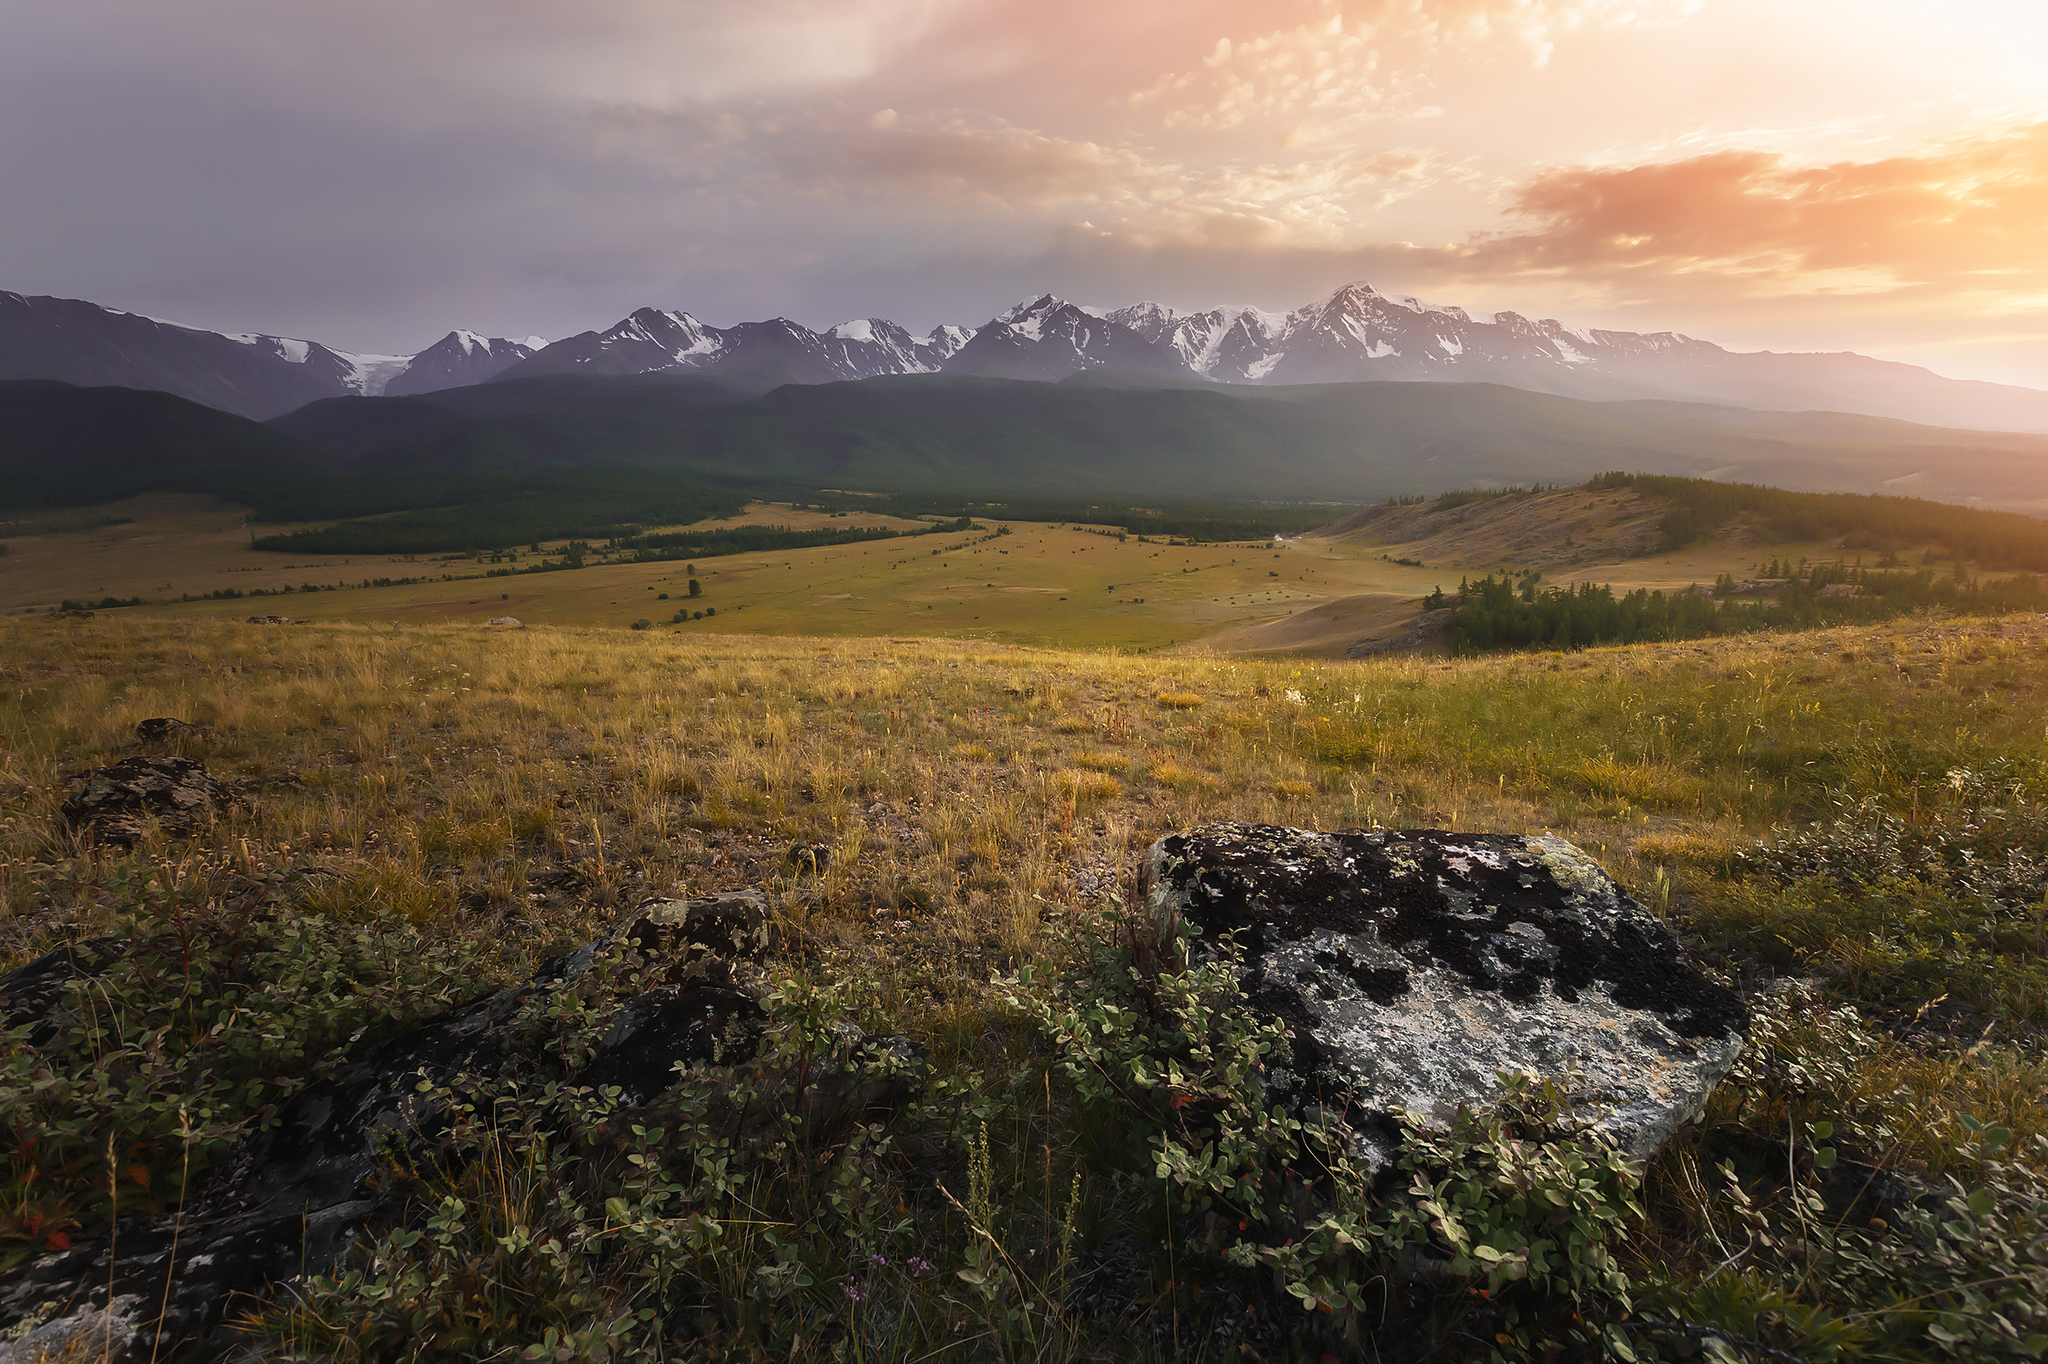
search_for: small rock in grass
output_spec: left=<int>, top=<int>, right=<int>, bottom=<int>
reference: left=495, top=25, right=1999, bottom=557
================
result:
left=60, top=756, right=235, bottom=845
left=133, top=717, right=209, bottom=745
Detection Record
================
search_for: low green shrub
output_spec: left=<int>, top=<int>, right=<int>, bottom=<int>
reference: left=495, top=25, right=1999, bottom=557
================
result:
left=1, top=887, right=495, bottom=1270
left=1005, top=926, right=1651, bottom=1359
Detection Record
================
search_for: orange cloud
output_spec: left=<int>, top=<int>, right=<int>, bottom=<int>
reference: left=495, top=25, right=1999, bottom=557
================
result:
left=1480, top=122, right=2048, bottom=300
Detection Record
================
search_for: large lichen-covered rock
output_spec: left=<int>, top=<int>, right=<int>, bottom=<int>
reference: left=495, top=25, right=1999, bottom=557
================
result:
left=1145, top=823, right=1747, bottom=1167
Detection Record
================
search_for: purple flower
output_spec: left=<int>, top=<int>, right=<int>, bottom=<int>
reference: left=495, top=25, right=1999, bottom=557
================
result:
left=908, top=1258, right=934, bottom=1276
left=869, top=1253, right=888, bottom=1267
left=843, top=1281, right=867, bottom=1304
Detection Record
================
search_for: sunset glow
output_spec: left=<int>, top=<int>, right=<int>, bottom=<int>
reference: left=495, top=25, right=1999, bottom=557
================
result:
left=4, top=0, right=2045, bottom=383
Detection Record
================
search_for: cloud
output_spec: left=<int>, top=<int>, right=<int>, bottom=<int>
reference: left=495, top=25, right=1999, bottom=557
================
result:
left=1130, top=0, right=1702, bottom=137
left=592, top=100, right=1444, bottom=240
left=1477, top=122, right=2048, bottom=301
left=991, top=122, right=2048, bottom=377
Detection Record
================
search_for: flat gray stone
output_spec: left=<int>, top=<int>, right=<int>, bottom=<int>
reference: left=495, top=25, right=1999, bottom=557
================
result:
left=1145, top=823, right=1747, bottom=1168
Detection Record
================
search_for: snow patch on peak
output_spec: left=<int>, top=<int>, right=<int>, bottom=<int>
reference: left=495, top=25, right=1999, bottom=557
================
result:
left=922, top=324, right=971, bottom=358
left=344, top=353, right=412, bottom=397
left=226, top=334, right=314, bottom=363
left=1109, top=301, right=1174, bottom=324
left=1237, top=307, right=1291, bottom=338
left=998, top=294, right=1065, bottom=325
left=518, top=336, right=548, bottom=351
left=833, top=319, right=876, bottom=343
left=1389, top=295, right=1473, bottom=323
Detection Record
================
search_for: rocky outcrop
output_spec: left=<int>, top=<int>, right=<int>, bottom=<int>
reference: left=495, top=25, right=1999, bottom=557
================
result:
left=0, top=888, right=922, bottom=1364
left=60, top=756, right=236, bottom=844
left=1347, top=607, right=1452, bottom=658
left=1143, top=823, right=1746, bottom=1168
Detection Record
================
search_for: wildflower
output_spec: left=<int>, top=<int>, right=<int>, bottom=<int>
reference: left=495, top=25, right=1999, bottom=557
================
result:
left=908, top=1258, right=934, bottom=1276
left=1284, top=688, right=1306, bottom=705
left=843, top=1280, right=867, bottom=1303
left=869, top=1253, right=888, bottom=1267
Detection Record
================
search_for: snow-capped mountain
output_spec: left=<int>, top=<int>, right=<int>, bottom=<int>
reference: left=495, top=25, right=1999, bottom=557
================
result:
left=384, top=330, right=545, bottom=397
left=0, top=291, right=546, bottom=419
left=496, top=284, right=1719, bottom=395
left=1104, top=283, right=1718, bottom=387
left=498, top=308, right=971, bottom=386
left=940, top=295, right=1179, bottom=380
left=9, top=282, right=2048, bottom=432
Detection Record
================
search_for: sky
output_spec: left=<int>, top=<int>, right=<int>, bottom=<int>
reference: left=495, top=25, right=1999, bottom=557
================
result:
left=3, top=0, right=2045, bottom=386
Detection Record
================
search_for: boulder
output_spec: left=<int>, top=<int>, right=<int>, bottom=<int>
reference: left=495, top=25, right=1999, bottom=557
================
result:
left=245, top=615, right=294, bottom=624
left=60, top=755, right=235, bottom=844
left=1143, top=823, right=1747, bottom=1168
left=486, top=615, right=521, bottom=626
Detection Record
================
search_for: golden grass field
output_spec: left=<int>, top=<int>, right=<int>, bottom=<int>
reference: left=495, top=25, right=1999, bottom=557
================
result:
left=6, top=610, right=2041, bottom=994
left=5, top=582, right=2046, bottom=1360
left=3, top=488, right=1831, bottom=656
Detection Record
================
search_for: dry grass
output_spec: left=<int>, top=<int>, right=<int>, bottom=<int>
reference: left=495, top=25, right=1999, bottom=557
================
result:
left=4, top=612, right=2048, bottom=1025
left=6, top=612, right=2047, bottom=1361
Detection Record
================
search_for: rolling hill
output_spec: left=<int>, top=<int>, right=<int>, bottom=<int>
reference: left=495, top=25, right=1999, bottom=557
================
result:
left=11, top=371, right=2048, bottom=555
left=268, top=370, right=2048, bottom=511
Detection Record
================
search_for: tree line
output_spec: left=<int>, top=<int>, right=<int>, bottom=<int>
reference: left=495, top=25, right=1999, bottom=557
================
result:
left=1439, top=564, right=2048, bottom=655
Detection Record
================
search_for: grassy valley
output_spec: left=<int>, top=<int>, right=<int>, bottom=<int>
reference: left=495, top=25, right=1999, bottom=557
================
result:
left=8, top=434, right=2048, bottom=1360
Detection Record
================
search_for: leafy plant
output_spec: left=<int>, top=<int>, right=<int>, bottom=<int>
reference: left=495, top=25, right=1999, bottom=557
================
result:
left=2, top=891, right=495, bottom=1271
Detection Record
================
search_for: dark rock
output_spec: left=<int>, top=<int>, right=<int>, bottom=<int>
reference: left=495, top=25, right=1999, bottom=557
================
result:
left=1144, top=823, right=1747, bottom=1167
left=787, top=840, right=832, bottom=875
left=60, top=756, right=236, bottom=845
left=134, top=717, right=210, bottom=745
left=244, top=615, right=294, bottom=624
left=613, top=888, right=774, bottom=962
left=0, top=936, right=128, bottom=1046
left=526, top=863, right=585, bottom=897
left=245, top=889, right=775, bottom=1221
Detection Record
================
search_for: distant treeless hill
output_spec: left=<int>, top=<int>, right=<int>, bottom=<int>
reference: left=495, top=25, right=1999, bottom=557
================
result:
left=271, top=370, right=2048, bottom=511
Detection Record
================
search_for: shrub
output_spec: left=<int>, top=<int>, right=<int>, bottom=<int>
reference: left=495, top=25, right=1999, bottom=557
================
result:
left=1004, top=922, right=1650, bottom=1357
left=2, top=894, right=494, bottom=1271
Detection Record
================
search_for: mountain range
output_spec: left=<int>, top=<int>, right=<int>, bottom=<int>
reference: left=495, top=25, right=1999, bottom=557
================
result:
left=6, top=283, right=2048, bottom=433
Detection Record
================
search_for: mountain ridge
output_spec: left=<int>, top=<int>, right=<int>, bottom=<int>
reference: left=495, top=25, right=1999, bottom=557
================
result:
left=7, top=283, right=2048, bottom=432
